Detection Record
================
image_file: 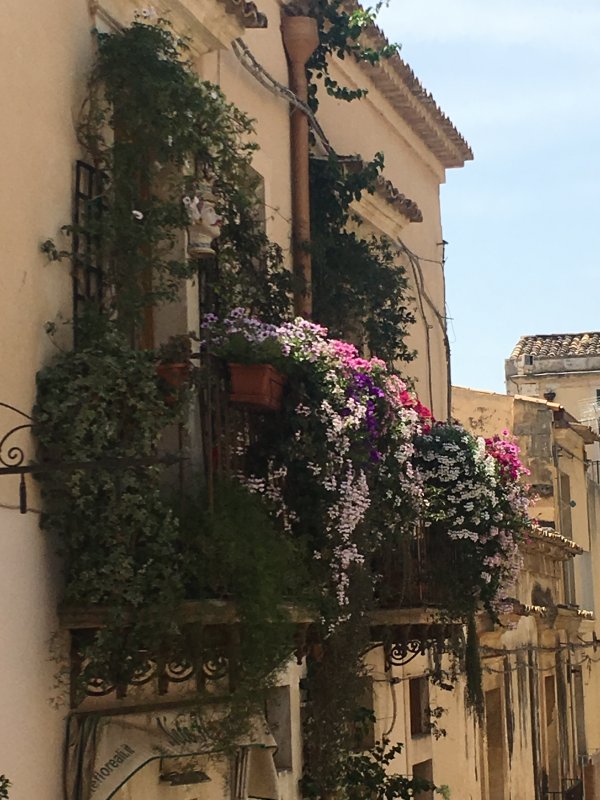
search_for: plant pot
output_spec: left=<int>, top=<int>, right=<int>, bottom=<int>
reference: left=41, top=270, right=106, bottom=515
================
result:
left=156, top=362, right=191, bottom=405
left=228, top=363, right=286, bottom=412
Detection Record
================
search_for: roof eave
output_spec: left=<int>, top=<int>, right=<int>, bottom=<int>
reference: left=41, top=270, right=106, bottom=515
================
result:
left=357, top=25, right=473, bottom=168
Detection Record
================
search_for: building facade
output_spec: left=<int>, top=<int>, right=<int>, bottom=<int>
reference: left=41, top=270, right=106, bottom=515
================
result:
left=454, top=386, right=600, bottom=799
left=0, top=1, right=478, bottom=799
left=506, top=332, right=600, bottom=465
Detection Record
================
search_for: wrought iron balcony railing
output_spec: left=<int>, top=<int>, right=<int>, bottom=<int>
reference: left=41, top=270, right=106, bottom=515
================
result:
left=545, top=778, right=583, bottom=800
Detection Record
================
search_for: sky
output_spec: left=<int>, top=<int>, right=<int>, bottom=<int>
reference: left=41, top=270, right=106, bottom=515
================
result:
left=378, top=0, right=600, bottom=393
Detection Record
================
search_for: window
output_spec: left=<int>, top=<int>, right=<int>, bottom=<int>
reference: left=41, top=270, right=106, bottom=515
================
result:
left=409, top=676, right=429, bottom=736
left=72, top=160, right=105, bottom=340
left=265, top=685, right=293, bottom=771
left=558, top=472, right=573, bottom=540
left=412, top=759, right=434, bottom=800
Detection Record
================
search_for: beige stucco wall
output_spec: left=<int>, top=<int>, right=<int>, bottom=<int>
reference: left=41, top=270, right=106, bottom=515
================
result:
left=0, top=1, right=96, bottom=797
left=365, top=648, right=481, bottom=798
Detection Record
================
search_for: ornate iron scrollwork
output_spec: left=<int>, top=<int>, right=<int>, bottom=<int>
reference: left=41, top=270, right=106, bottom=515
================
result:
left=385, top=638, right=427, bottom=668
left=0, top=402, right=33, bottom=470
left=130, top=657, right=160, bottom=686
left=202, top=655, right=229, bottom=681
left=165, top=659, right=196, bottom=683
left=85, top=675, right=116, bottom=697
left=0, top=402, right=34, bottom=513
left=367, top=623, right=460, bottom=671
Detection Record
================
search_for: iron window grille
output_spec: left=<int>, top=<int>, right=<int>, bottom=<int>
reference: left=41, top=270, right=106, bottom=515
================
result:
left=72, top=160, right=105, bottom=343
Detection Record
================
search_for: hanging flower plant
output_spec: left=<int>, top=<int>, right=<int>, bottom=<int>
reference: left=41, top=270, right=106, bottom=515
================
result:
left=414, top=423, right=531, bottom=620
left=202, top=312, right=426, bottom=614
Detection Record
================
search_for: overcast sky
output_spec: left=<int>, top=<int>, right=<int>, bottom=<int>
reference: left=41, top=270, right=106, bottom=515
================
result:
left=378, top=1, right=600, bottom=393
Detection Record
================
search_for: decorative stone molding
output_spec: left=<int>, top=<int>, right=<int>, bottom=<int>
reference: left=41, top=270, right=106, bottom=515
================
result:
left=90, top=0, right=267, bottom=54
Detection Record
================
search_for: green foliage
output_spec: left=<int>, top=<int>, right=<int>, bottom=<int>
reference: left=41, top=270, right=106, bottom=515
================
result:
left=301, top=0, right=400, bottom=112
left=0, top=775, right=10, bottom=800
left=44, top=17, right=292, bottom=336
left=179, top=480, right=312, bottom=681
left=342, top=740, right=443, bottom=800
left=209, top=331, right=285, bottom=368
left=301, top=596, right=372, bottom=799
left=465, top=613, right=484, bottom=721
left=34, top=321, right=185, bottom=684
left=33, top=324, right=306, bottom=712
left=212, top=183, right=293, bottom=323
left=156, top=332, right=195, bottom=363
left=310, top=155, right=415, bottom=366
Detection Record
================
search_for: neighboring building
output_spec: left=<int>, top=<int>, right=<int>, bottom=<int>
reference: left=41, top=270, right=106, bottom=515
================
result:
left=454, top=386, right=600, bottom=799
left=506, top=332, right=600, bottom=467
left=0, top=1, right=474, bottom=799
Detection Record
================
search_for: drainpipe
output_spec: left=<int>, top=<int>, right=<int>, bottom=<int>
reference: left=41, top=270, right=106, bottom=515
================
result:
left=281, top=14, right=319, bottom=318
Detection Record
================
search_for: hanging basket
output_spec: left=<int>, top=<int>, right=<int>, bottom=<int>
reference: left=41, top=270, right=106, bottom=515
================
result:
left=228, top=363, right=286, bottom=412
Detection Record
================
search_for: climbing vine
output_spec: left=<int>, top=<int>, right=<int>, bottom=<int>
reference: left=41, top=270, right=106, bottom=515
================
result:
left=298, top=0, right=399, bottom=112
left=36, top=15, right=297, bottom=736
left=310, top=155, right=416, bottom=365
left=42, top=16, right=292, bottom=339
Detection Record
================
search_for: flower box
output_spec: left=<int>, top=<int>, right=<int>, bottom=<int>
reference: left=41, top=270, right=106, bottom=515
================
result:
left=228, top=363, right=286, bottom=412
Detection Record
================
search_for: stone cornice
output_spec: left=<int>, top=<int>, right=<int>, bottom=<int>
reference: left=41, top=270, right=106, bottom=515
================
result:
left=521, top=526, right=583, bottom=559
left=374, top=174, right=423, bottom=222
left=329, top=156, right=423, bottom=223
left=339, top=5, right=472, bottom=169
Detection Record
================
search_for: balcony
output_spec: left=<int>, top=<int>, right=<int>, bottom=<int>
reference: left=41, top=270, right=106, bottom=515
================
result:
left=545, top=778, right=583, bottom=800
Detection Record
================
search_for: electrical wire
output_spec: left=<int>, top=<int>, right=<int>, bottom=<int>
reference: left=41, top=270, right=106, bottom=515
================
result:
left=232, top=38, right=334, bottom=156
left=396, top=239, right=452, bottom=418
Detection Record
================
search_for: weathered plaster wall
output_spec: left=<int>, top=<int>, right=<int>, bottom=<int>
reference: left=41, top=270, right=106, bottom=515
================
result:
left=453, top=386, right=600, bottom=793
left=506, top=358, right=600, bottom=463
left=366, top=648, right=481, bottom=799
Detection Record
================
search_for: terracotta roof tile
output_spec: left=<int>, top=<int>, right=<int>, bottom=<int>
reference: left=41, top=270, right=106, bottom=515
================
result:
left=332, top=156, right=423, bottom=222
left=510, top=333, right=600, bottom=359
left=374, top=175, right=423, bottom=222
left=355, top=13, right=472, bottom=168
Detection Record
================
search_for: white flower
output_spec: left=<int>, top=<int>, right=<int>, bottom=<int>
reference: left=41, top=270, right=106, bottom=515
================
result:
left=132, top=209, right=144, bottom=220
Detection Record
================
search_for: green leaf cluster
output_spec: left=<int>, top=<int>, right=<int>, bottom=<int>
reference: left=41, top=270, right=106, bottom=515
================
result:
left=310, top=155, right=416, bottom=366
left=301, top=0, right=400, bottom=112
left=34, top=323, right=184, bottom=684
left=178, top=479, right=313, bottom=684
left=46, top=17, right=292, bottom=337
left=342, top=740, right=444, bottom=800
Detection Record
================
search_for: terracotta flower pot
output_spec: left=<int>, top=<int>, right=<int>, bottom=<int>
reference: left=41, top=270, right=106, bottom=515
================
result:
left=156, top=362, right=191, bottom=405
left=228, top=363, right=286, bottom=412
